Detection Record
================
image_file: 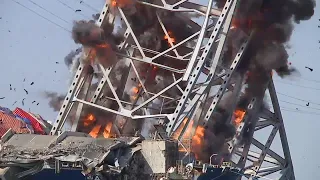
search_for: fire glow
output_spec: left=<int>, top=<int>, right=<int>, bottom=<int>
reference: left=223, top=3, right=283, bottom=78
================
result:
left=164, top=31, right=175, bottom=46
left=84, top=113, right=114, bottom=138
left=109, top=0, right=133, bottom=8
left=233, top=109, right=245, bottom=125
left=84, top=113, right=96, bottom=126
left=173, top=118, right=205, bottom=159
left=130, top=85, right=140, bottom=101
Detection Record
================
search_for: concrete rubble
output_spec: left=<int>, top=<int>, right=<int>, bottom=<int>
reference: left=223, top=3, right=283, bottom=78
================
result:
left=0, top=131, right=178, bottom=180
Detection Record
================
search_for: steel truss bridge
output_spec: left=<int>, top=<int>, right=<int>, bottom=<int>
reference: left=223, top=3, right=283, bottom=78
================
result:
left=21, top=0, right=295, bottom=179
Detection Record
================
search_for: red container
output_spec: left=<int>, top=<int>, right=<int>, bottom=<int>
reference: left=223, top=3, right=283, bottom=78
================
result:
left=0, top=112, right=31, bottom=137
left=13, top=108, right=45, bottom=134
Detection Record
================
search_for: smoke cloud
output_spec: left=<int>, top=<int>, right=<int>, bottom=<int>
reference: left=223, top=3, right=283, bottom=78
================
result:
left=220, top=0, right=315, bottom=101
left=64, top=48, right=81, bottom=69
left=71, top=20, right=119, bottom=69
left=199, top=0, right=315, bottom=158
left=72, top=20, right=105, bottom=46
left=43, top=0, right=315, bottom=163
left=44, top=92, right=64, bottom=112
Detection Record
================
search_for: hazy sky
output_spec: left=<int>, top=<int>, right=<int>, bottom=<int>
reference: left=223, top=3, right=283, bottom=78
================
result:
left=0, top=0, right=319, bottom=179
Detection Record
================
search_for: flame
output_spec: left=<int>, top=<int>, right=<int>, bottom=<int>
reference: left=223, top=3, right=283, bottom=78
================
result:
left=89, top=124, right=101, bottom=138
left=111, top=0, right=117, bottom=6
left=132, top=86, right=139, bottom=94
left=103, top=122, right=113, bottom=138
left=233, top=109, right=246, bottom=125
left=84, top=113, right=96, bottom=126
left=164, top=31, right=175, bottom=46
left=172, top=118, right=205, bottom=159
left=109, top=0, right=133, bottom=8
left=85, top=42, right=111, bottom=65
left=130, top=86, right=140, bottom=101
left=193, top=126, right=205, bottom=145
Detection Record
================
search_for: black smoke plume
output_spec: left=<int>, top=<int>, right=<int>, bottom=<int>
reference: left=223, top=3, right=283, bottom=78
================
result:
left=71, top=20, right=119, bottom=69
left=64, top=48, right=81, bottom=69
left=223, top=0, right=315, bottom=77
left=44, top=92, right=64, bottom=112
left=199, top=0, right=315, bottom=158
left=220, top=0, right=315, bottom=113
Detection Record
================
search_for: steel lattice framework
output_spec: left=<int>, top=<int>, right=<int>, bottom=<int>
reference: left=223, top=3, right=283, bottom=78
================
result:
left=49, top=0, right=295, bottom=179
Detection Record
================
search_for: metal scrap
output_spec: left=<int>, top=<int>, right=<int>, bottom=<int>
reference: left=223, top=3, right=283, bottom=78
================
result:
left=305, top=66, right=313, bottom=72
left=24, top=89, right=28, bottom=95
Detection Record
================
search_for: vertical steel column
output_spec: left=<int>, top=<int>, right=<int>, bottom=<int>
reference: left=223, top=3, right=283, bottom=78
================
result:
left=166, top=0, right=237, bottom=136
left=50, top=2, right=111, bottom=135
left=71, top=73, right=94, bottom=132
left=268, top=80, right=295, bottom=180
left=174, top=0, right=239, bottom=139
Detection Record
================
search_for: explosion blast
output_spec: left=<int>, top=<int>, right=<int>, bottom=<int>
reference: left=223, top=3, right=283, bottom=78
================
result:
left=44, top=0, right=315, bottom=162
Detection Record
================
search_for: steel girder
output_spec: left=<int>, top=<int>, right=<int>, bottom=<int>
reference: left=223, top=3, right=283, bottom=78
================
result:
left=48, top=0, right=295, bottom=179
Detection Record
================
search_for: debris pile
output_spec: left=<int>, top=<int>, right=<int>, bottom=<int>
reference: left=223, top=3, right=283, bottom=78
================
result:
left=0, top=134, right=177, bottom=180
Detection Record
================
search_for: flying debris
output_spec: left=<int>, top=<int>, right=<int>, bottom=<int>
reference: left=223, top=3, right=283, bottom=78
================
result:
left=9, top=84, right=12, bottom=90
left=30, top=82, right=34, bottom=85
left=36, top=103, right=39, bottom=106
left=26, top=0, right=314, bottom=179
left=24, top=89, right=29, bottom=95
left=22, top=98, right=25, bottom=106
left=306, top=102, right=310, bottom=106
left=32, top=101, right=36, bottom=104
left=305, top=66, right=313, bottom=71
left=23, top=78, right=25, bottom=82
left=55, top=62, right=59, bottom=64
left=12, top=101, right=17, bottom=106
left=92, top=13, right=100, bottom=20
left=0, top=97, right=5, bottom=100
left=75, top=9, right=82, bottom=12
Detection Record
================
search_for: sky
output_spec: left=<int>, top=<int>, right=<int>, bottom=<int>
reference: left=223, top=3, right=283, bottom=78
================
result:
left=0, top=0, right=319, bottom=179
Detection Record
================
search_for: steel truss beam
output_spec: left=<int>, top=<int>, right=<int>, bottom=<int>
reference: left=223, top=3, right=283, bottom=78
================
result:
left=225, top=80, right=295, bottom=180
left=49, top=0, right=295, bottom=179
left=50, top=0, right=227, bottom=135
